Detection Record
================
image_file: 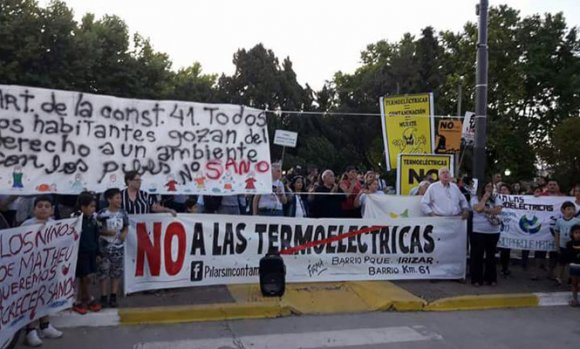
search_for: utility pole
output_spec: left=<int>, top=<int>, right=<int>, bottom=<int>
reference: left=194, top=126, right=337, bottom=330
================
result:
left=473, top=0, right=489, bottom=185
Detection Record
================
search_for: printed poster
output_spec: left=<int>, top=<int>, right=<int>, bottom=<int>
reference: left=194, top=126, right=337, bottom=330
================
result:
left=380, top=93, right=435, bottom=170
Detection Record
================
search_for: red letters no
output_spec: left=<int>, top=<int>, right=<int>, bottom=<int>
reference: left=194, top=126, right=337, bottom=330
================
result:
left=164, top=222, right=186, bottom=276
left=135, top=222, right=162, bottom=277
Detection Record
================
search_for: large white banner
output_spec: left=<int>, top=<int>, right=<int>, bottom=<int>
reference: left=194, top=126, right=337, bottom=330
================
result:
left=363, top=195, right=423, bottom=219
left=496, top=195, right=573, bottom=251
left=0, top=85, right=272, bottom=195
left=0, top=218, right=81, bottom=346
left=124, top=214, right=467, bottom=293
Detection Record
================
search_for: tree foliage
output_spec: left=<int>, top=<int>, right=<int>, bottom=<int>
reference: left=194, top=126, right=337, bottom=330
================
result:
left=1, top=0, right=578, bottom=186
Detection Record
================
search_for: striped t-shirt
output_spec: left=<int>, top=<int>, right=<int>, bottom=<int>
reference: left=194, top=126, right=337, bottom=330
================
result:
left=121, top=189, right=157, bottom=214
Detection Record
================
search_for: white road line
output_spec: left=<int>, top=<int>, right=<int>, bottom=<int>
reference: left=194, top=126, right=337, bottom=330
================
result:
left=133, top=325, right=442, bottom=349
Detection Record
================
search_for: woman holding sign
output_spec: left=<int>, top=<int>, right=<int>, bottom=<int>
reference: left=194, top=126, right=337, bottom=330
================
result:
left=470, top=182, right=503, bottom=287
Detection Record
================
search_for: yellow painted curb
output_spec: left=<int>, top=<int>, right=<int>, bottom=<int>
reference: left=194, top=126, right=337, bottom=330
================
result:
left=119, top=302, right=290, bottom=325
left=349, top=281, right=426, bottom=311
left=282, top=282, right=371, bottom=314
left=425, top=293, right=539, bottom=311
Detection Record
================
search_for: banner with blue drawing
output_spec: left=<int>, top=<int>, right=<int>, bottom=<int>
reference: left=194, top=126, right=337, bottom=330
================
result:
left=496, top=195, right=574, bottom=251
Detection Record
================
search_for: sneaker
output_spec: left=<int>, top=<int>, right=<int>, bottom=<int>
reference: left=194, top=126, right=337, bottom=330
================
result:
left=72, top=303, right=88, bottom=315
left=25, top=329, right=43, bottom=347
left=40, top=324, right=63, bottom=339
left=88, top=300, right=102, bottom=312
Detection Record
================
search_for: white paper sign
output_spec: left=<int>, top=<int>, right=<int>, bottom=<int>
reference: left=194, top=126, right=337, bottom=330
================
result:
left=0, top=85, right=272, bottom=195
left=461, top=112, right=475, bottom=144
left=273, top=129, right=298, bottom=148
left=124, top=214, right=466, bottom=293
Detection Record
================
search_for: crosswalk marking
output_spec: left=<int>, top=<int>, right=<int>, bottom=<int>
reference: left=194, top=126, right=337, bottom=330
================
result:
left=134, top=325, right=442, bottom=349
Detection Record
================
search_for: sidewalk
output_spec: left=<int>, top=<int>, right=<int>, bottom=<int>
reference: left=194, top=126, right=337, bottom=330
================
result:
left=52, top=260, right=574, bottom=328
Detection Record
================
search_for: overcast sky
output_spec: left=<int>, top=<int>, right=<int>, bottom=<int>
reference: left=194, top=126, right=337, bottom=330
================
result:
left=38, top=0, right=579, bottom=90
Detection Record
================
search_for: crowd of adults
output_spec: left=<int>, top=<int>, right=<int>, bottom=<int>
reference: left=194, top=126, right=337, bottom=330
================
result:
left=1, top=166, right=579, bottom=297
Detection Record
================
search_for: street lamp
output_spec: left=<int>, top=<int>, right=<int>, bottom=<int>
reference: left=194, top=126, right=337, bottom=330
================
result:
left=504, top=169, right=511, bottom=177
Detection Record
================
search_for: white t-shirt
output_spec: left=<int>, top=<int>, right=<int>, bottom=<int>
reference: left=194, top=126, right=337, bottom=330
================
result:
left=470, top=196, right=501, bottom=234
left=258, top=179, right=284, bottom=210
left=294, top=195, right=306, bottom=218
left=555, top=217, right=580, bottom=249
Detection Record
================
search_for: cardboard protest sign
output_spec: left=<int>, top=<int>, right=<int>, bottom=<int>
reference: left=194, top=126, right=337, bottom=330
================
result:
left=124, top=214, right=466, bottom=293
left=435, top=118, right=462, bottom=154
left=396, top=154, right=454, bottom=195
left=380, top=93, right=435, bottom=170
left=0, top=218, right=82, bottom=345
left=0, top=85, right=272, bottom=195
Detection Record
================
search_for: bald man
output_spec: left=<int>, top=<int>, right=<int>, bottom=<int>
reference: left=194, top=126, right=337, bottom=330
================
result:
left=309, top=170, right=344, bottom=218
left=420, top=168, right=469, bottom=219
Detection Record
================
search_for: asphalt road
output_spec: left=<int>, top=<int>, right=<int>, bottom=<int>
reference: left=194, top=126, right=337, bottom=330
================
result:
left=15, top=307, right=580, bottom=349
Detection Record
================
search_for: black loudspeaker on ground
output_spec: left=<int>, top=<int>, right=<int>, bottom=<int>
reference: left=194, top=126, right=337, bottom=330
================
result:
left=259, top=253, right=286, bottom=297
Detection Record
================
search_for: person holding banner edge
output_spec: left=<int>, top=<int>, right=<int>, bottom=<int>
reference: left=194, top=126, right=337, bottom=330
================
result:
left=469, top=182, right=502, bottom=286
left=20, top=196, right=63, bottom=347
left=420, top=168, right=469, bottom=219
left=253, top=162, right=287, bottom=216
left=121, top=171, right=177, bottom=216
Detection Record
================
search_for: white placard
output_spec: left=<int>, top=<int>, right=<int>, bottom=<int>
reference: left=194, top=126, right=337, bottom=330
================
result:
left=273, top=129, right=298, bottom=148
left=461, top=112, right=475, bottom=144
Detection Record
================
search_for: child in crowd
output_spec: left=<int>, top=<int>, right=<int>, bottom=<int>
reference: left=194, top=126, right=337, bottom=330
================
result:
left=554, top=202, right=580, bottom=285
left=21, top=196, right=63, bottom=347
left=72, top=192, right=102, bottom=314
left=97, top=188, right=129, bottom=308
left=185, top=196, right=199, bottom=213
left=565, top=225, right=580, bottom=306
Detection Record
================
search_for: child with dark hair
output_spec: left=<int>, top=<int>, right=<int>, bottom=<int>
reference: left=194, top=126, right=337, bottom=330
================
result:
left=184, top=196, right=199, bottom=213
left=72, top=192, right=102, bottom=314
left=564, top=225, right=580, bottom=306
left=554, top=201, right=580, bottom=285
left=21, top=196, right=63, bottom=346
left=96, top=188, right=129, bottom=308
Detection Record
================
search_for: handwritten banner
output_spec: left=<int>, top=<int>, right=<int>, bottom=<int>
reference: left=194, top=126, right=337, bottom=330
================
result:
left=497, top=195, right=573, bottom=251
left=0, top=218, right=81, bottom=345
left=379, top=93, right=435, bottom=170
left=124, top=214, right=466, bottom=293
left=0, top=85, right=272, bottom=195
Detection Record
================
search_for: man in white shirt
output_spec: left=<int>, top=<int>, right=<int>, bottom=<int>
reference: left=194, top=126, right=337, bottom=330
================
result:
left=420, top=168, right=469, bottom=219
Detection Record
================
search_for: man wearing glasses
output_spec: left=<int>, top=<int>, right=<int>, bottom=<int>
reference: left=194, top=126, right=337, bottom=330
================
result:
left=121, top=171, right=176, bottom=216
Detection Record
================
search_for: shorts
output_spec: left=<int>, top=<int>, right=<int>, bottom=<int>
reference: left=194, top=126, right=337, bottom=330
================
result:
left=97, top=239, right=124, bottom=280
left=76, top=250, right=97, bottom=278
left=570, top=264, right=580, bottom=277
